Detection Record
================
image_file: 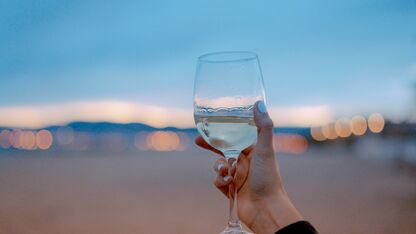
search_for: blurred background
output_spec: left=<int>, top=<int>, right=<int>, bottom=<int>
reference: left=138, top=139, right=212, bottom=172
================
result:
left=0, top=0, right=415, bottom=233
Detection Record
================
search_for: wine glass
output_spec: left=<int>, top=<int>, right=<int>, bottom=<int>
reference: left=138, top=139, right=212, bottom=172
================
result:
left=193, top=51, right=266, bottom=234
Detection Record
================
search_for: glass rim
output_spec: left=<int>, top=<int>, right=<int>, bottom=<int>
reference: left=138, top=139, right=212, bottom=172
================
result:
left=198, top=51, right=258, bottom=63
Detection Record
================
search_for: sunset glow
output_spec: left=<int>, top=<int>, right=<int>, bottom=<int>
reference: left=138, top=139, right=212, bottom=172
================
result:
left=0, top=100, right=193, bottom=129
left=134, top=131, right=189, bottom=151
left=268, top=105, right=332, bottom=127
left=0, top=100, right=332, bottom=128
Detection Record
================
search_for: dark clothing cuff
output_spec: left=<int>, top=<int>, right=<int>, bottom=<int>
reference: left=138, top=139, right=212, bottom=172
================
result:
left=274, top=221, right=318, bottom=234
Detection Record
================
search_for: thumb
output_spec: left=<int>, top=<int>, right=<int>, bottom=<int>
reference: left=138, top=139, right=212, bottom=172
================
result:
left=253, top=101, right=274, bottom=152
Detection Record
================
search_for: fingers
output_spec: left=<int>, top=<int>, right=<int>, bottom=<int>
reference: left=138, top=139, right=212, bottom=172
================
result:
left=253, top=101, right=275, bottom=153
left=213, top=158, right=231, bottom=196
left=214, top=174, right=232, bottom=195
left=213, top=157, right=228, bottom=176
left=195, top=136, right=224, bottom=156
left=212, top=155, right=251, bottom=197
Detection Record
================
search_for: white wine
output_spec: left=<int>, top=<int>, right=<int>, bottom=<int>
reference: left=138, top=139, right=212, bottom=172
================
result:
left=193, top=51, right=265, bottom=234
left=195, top=115, right=257, bottom=156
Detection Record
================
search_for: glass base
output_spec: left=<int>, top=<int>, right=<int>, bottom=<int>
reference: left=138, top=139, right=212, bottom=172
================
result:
left=219, top=226, right=252, bottom=234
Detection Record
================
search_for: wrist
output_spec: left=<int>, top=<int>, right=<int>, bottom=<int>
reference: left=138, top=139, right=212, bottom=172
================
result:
left=250, top=191, right=303, bottom=234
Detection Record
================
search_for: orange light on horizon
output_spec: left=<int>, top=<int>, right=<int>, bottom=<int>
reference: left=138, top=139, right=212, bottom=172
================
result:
left=273, top=134, right=308, bottom=154
left=20, top=131, right=36, bottom=150
left=0, top=130, right=11, bottom=149
left=321, top=123, right=337, bottom=140
left=351, top=115, right=367, bottom=136
left=135, top=131, right=190, bottom=151
left=335, top=118, right=352, bottom=138
left=10, top=129, right=23, bottom=149
left=368, top=113, right=385, bottom=133
left=310, top=127, right=326, bottom=142
left=147, top=131, right=180, bottom=151
left=36, top=130, right=53, bottom=150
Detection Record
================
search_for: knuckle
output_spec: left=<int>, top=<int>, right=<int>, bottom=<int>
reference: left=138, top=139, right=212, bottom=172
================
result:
left=214, top=175, right=225, bottom=186
left=254, top=148, right=275, bottom=157
left=213, top=179, right=221, bottom=187
left=261, top=118, right=274, bottom=129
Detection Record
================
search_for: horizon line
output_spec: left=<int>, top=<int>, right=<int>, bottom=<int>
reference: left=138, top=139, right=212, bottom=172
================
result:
left=0, top=120, right=314, bottom=131
left=0, top=99, right=332, bottom=129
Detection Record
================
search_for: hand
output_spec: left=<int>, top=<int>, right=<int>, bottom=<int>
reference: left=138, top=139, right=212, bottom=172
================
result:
left=196, top=101, right=303, bottom=234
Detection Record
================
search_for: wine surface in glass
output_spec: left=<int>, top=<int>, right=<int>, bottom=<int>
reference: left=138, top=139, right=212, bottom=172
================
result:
left=195, top=111, right=256, bottom=155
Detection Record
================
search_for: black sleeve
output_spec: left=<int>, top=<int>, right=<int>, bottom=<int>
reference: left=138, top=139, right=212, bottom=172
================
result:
left=274, top=221, right=318, bottom=234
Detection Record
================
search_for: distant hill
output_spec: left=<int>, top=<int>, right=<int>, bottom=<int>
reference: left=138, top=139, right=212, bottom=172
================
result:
left=0, top=121, right=311, bottom=137
left=0, top=122, right=197, bottom=134
left=41, top=122, right=200, bottom=137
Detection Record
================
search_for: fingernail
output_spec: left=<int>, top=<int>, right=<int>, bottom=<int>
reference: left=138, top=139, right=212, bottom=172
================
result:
left=258, top=101, right=267, bottom=113
left=216, top=164, right=224, bottom=172
left=224, top=176, right=232, bottom=182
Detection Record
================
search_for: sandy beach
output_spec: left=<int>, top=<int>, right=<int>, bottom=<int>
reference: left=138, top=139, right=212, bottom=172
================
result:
left=0, top=148, right=415, bottom=234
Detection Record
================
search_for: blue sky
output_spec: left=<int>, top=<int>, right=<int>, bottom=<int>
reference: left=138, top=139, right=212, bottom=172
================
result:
left=1, top=0, right=415, bottom=126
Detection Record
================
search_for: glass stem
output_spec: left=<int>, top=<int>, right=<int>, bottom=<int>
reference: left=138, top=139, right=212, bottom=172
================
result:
left=225, top=151, right=242, bottom=230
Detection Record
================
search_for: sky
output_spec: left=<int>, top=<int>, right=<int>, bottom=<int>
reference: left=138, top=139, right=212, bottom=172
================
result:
left=0, top=0, right=415, bottom=128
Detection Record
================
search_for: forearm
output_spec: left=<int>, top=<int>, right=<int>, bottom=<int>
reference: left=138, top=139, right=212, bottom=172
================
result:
left=250, top=191, right=303, bottom=234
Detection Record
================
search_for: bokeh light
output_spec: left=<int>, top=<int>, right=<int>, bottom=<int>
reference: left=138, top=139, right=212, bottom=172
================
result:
left=176, top=132, right=190, bottom=151
left=322, top=123, right=338, bottom=140
left=273, top=134, right=308, bottom=154
left=135, top=131, right=150, bottom=151
left=351, top=115, right=367, bottom=136
left=335, top=118, right=352, bottom=138
left=147, top=131, right=180, bottom=151
left=9, top=129, right=23, bottom=149
left=70, top=132, right=91, bottom=151
left=20, top=131, right=36, bottom=150
left=135, top=131, right=189, bottom=151
left=368, top=113, right=385, bottom=133
left=310, top=127, right=326, bottom=142
left=36, top=130, right=53, bottom=150
left=56, top=126, right=74, bottom=145
left=101, top=133, right=127, bottom=152
left=0, top=130, right=11, bottom=149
